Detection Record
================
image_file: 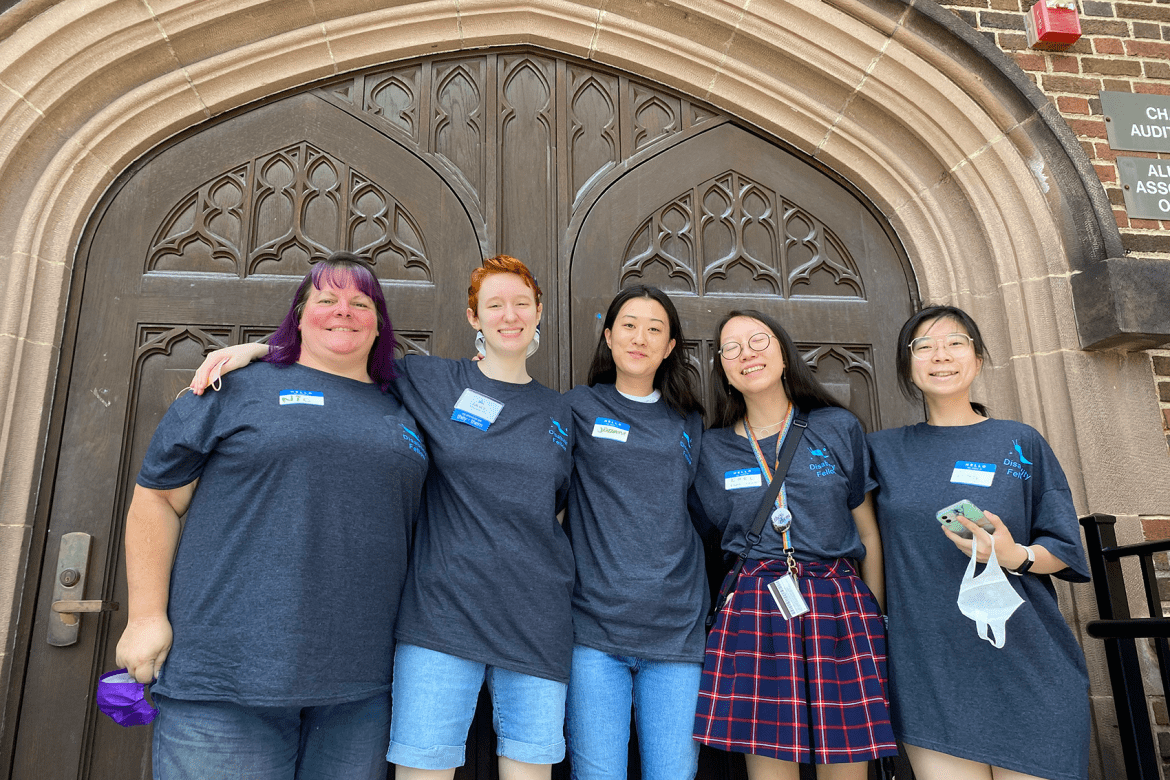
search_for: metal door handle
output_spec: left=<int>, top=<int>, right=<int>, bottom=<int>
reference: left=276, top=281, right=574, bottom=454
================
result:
left=47, top=532, right=118, bottom=646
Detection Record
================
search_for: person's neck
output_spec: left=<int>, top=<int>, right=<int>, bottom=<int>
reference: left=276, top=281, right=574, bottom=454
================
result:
left=741, top=387, right=792, bottom=436
left=925, top=394, right=985, bottom=426
left=295, top=356, right=372, bottom=384
left=476, top=350, right=531, bottom=384
left=614, top=372, right=655, bottom=398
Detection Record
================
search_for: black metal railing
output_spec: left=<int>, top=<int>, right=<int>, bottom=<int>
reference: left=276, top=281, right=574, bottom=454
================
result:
left=1080, top=513, right=1170, bottom=780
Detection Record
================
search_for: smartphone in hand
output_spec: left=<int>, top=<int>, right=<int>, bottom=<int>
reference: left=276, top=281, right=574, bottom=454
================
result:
left=936, top=500, right=995, bottom=539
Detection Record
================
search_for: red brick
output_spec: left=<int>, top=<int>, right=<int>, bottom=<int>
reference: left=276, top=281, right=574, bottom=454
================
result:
left=1093, top=141, right=1115, bottom=159
left=1117, top=2, right=1170, bottom=22
left=999, top=31, right=1030, bottom=49
left=1148, top=62, right=1170, bottom=79
left=1103, top=78, right=1135, bottom=91
left=1070, top=117, right=1110, bottom=137
left=1095, top=37, right=1127, bottom=54
left=1136, top=82, right=1170, bottom=95
left=1082, top=57, right=1145, bottom=75
left=1043, top=74, right=1104, bottom=92
left=1164, top=408, right=1170, bottom=430
left=1014, top=52, right=1048, bottom=70
left=1130, top=217, right=1162, bottom=228
left=1058, top=95, right=1092, bottom=113
left=1144, top=517, right=1170, bottom=542
left=1126, top=38, right=1170, bottom=57
left=989, top=0, right=1021, bottom=9
left=1095, top=162, right=1119, bottom=181
left=1051, top=54, right=1081, bottom=72
left=1114, top=208, right=1131, bottom=228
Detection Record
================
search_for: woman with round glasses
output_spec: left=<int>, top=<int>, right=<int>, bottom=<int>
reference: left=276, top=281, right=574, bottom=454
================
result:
left=867, top=305, right=1090, bottom=780
left=690, top=309, right=896, bottom=780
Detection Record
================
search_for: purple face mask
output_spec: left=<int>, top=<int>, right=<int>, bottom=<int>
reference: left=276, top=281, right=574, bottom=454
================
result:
left=96, top=668, right=158, bottom=727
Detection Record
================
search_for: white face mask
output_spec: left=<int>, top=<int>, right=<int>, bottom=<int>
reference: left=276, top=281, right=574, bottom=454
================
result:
left=956, top=538, right=1023, bottom=649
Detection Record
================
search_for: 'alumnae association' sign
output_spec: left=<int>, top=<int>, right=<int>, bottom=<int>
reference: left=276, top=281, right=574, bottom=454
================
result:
left=1116, top=156, right=1170, bottom=219
left=1101, top=91, right=1170, bottom=153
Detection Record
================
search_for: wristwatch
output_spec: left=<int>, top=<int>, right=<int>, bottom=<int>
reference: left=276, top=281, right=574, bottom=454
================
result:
left=1008, top=544, right=1035, bottom=576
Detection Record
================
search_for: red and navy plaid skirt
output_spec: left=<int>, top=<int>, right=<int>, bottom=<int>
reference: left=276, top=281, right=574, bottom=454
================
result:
left=694, top=558, right=897, bottom=764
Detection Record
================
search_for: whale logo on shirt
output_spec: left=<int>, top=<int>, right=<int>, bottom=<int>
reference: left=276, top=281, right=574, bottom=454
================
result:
left=1012, top=440, right=1033, bottom=465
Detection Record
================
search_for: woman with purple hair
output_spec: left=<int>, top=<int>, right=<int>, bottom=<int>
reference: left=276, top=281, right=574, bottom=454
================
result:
left=115, top=251, right=427, bottom=780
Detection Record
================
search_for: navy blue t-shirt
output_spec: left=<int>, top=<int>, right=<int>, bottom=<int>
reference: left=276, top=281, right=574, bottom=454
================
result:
left=392, top=356, right=576, bottom=683
left=692, top=406, right=876, bottom=562
left=564, top=384, right=708, bottom=663
left=138, top=362, right=426, bottom=706
left=868, top=418, right=1090, bottom=780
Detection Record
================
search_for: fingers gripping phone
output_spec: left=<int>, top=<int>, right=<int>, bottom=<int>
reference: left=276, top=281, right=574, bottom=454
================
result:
left=936, top=499, right=995, bottom=539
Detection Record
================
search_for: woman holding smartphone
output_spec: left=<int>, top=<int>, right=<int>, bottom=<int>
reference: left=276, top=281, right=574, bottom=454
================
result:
left=192, top=255, right=574, bottom=780
left=689, top=309, right=896, bottom=780
left=563, top=285, right=706, bottom=780
left=867, top=305, right=1090, bottom=780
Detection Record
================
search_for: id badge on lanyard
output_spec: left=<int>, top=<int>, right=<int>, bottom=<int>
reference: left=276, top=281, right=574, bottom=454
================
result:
left=744, top=407, right=809, bottom=620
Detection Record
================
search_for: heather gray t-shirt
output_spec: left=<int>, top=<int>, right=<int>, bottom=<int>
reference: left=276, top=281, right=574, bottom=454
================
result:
left=392, top=356, right=575, bottom=683
left=138, top=362, right=426, bottom=706
left=564, top=383, right=708, bottom=663
left=867, top=418, right=1090, bottom=780
left=691, top=406, right=876, bottom=562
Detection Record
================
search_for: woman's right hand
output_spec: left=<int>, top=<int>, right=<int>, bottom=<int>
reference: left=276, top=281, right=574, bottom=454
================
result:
left=115, top=614, right=173, bottom=683
left=190, top=342, right=269, bottom=395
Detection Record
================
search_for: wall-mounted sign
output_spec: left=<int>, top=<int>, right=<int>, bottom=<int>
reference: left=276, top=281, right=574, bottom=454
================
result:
left=1116, top=156, right=1170, bottom=219
left=1101, top=91, right=1170, bottom=153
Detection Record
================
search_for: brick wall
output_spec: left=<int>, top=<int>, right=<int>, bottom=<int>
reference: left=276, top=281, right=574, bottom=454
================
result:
left=935, top=0, right=1170, bottom=255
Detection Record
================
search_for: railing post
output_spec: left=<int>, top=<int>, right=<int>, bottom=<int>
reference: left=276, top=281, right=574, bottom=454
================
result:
left=1080, top=513, right=1161, bottom=780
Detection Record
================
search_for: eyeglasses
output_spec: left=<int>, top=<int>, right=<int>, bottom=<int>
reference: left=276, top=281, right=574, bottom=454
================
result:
left=719, top=332, right=771, bottom=360
left=908, top=333, right=974, bottom=360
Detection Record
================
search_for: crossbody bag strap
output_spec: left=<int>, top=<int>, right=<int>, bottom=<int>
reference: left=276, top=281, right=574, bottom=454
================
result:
left=706, top=410, right=808, bottom=629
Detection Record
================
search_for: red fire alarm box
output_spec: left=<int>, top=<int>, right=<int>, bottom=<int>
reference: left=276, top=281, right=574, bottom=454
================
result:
left=1026, top=0, right=1082, bottom=51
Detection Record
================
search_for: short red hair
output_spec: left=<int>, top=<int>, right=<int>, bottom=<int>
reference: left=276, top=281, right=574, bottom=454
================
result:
left=467, top=255, right=542, bottom=312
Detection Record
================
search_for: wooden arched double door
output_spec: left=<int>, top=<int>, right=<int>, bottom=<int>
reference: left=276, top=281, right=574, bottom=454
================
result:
left=10, top=49, right=918, bottom=780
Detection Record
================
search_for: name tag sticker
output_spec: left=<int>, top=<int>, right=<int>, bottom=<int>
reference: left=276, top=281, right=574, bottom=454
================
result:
left=951, top=461, right=996, bottom=487
left=451, top=388, right=505, bottom=431
left=725, top=468, right=763, bottom=490
left=592, top=417, right=631, bottom=443
left=279, top=390, right=324, bottom=406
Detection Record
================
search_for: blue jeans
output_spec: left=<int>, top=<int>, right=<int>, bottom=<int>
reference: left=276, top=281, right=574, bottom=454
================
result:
left=387, top=643, right=567, bottom=770
left=565, top=645, right=702, bottom=780
left=151, top=692, right=390, bottom=780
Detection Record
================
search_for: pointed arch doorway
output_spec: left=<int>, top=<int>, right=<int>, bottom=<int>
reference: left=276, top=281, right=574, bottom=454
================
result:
left=10, top=49, right=918, bottom=780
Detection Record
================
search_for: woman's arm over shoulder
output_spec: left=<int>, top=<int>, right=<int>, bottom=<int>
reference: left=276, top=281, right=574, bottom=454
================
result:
left=190, top=342, right=270, bottom=395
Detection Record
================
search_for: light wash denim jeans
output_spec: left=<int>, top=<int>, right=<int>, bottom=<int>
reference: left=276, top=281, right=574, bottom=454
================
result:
left=565, top=644, right=702, bottom=780
left=151, top=692, right=390, bottom=780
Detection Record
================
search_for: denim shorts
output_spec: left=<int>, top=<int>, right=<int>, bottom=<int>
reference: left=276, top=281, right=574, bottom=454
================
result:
left=386, top=643, right=567, bottom=770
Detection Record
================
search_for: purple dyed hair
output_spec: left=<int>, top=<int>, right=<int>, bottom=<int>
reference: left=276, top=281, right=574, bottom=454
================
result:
left=264, top=251, right=398, bottom=391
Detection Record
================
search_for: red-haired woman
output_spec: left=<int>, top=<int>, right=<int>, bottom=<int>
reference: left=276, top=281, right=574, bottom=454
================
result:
left=190, top=255, right=574, bottom=780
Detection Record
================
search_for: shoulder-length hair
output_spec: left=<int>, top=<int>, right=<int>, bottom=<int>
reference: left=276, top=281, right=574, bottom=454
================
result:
left=587, top=285, right=705, bottom=420
left=895, top=304, right=989, bottom=417
left=709, top=309, right=844, bottom=429
left=467, top=254, right=542, bottom=312
left=264, top=251, right=398, bottom=392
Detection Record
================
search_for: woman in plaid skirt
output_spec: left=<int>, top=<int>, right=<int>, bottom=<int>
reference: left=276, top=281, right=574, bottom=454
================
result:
left=690, top=309, right=898, bottom=779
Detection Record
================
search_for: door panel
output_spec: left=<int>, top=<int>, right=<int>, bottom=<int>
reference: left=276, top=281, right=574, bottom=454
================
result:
left=569, top=122, right=921, bottom=434
left=12, top=91, right=481, bottom=780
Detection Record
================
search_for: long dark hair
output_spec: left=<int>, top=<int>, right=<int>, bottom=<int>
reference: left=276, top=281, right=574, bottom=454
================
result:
left=895, top=304, right=989, bottom=417
left=264, top=251, right=398, bottom=391
left=587, top=285, right=704, bottom=420
left=709, top=309, right=843, bottom=429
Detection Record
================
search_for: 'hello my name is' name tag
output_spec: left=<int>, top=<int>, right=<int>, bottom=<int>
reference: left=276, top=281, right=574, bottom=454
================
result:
left=451, top=388, right=505, bottom=431
left=951, top=461, right=996, bottom=487
left=279, top=390, right=324, bottom=406
left=725, top=468, right=763, bottom=490
left=592, top=417, right=631, bottom=443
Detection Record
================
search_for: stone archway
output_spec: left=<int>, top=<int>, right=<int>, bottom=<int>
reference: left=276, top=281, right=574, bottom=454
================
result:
left=2, top=0, right=1169, bottom=774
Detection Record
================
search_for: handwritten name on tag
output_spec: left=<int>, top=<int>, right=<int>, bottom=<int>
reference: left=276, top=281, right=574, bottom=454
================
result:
left=279, top=390, right=324, bottom=406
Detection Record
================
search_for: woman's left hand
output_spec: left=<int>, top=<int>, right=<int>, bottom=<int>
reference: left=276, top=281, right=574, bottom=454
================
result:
left=942, top=509, right=1017, bottom=564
